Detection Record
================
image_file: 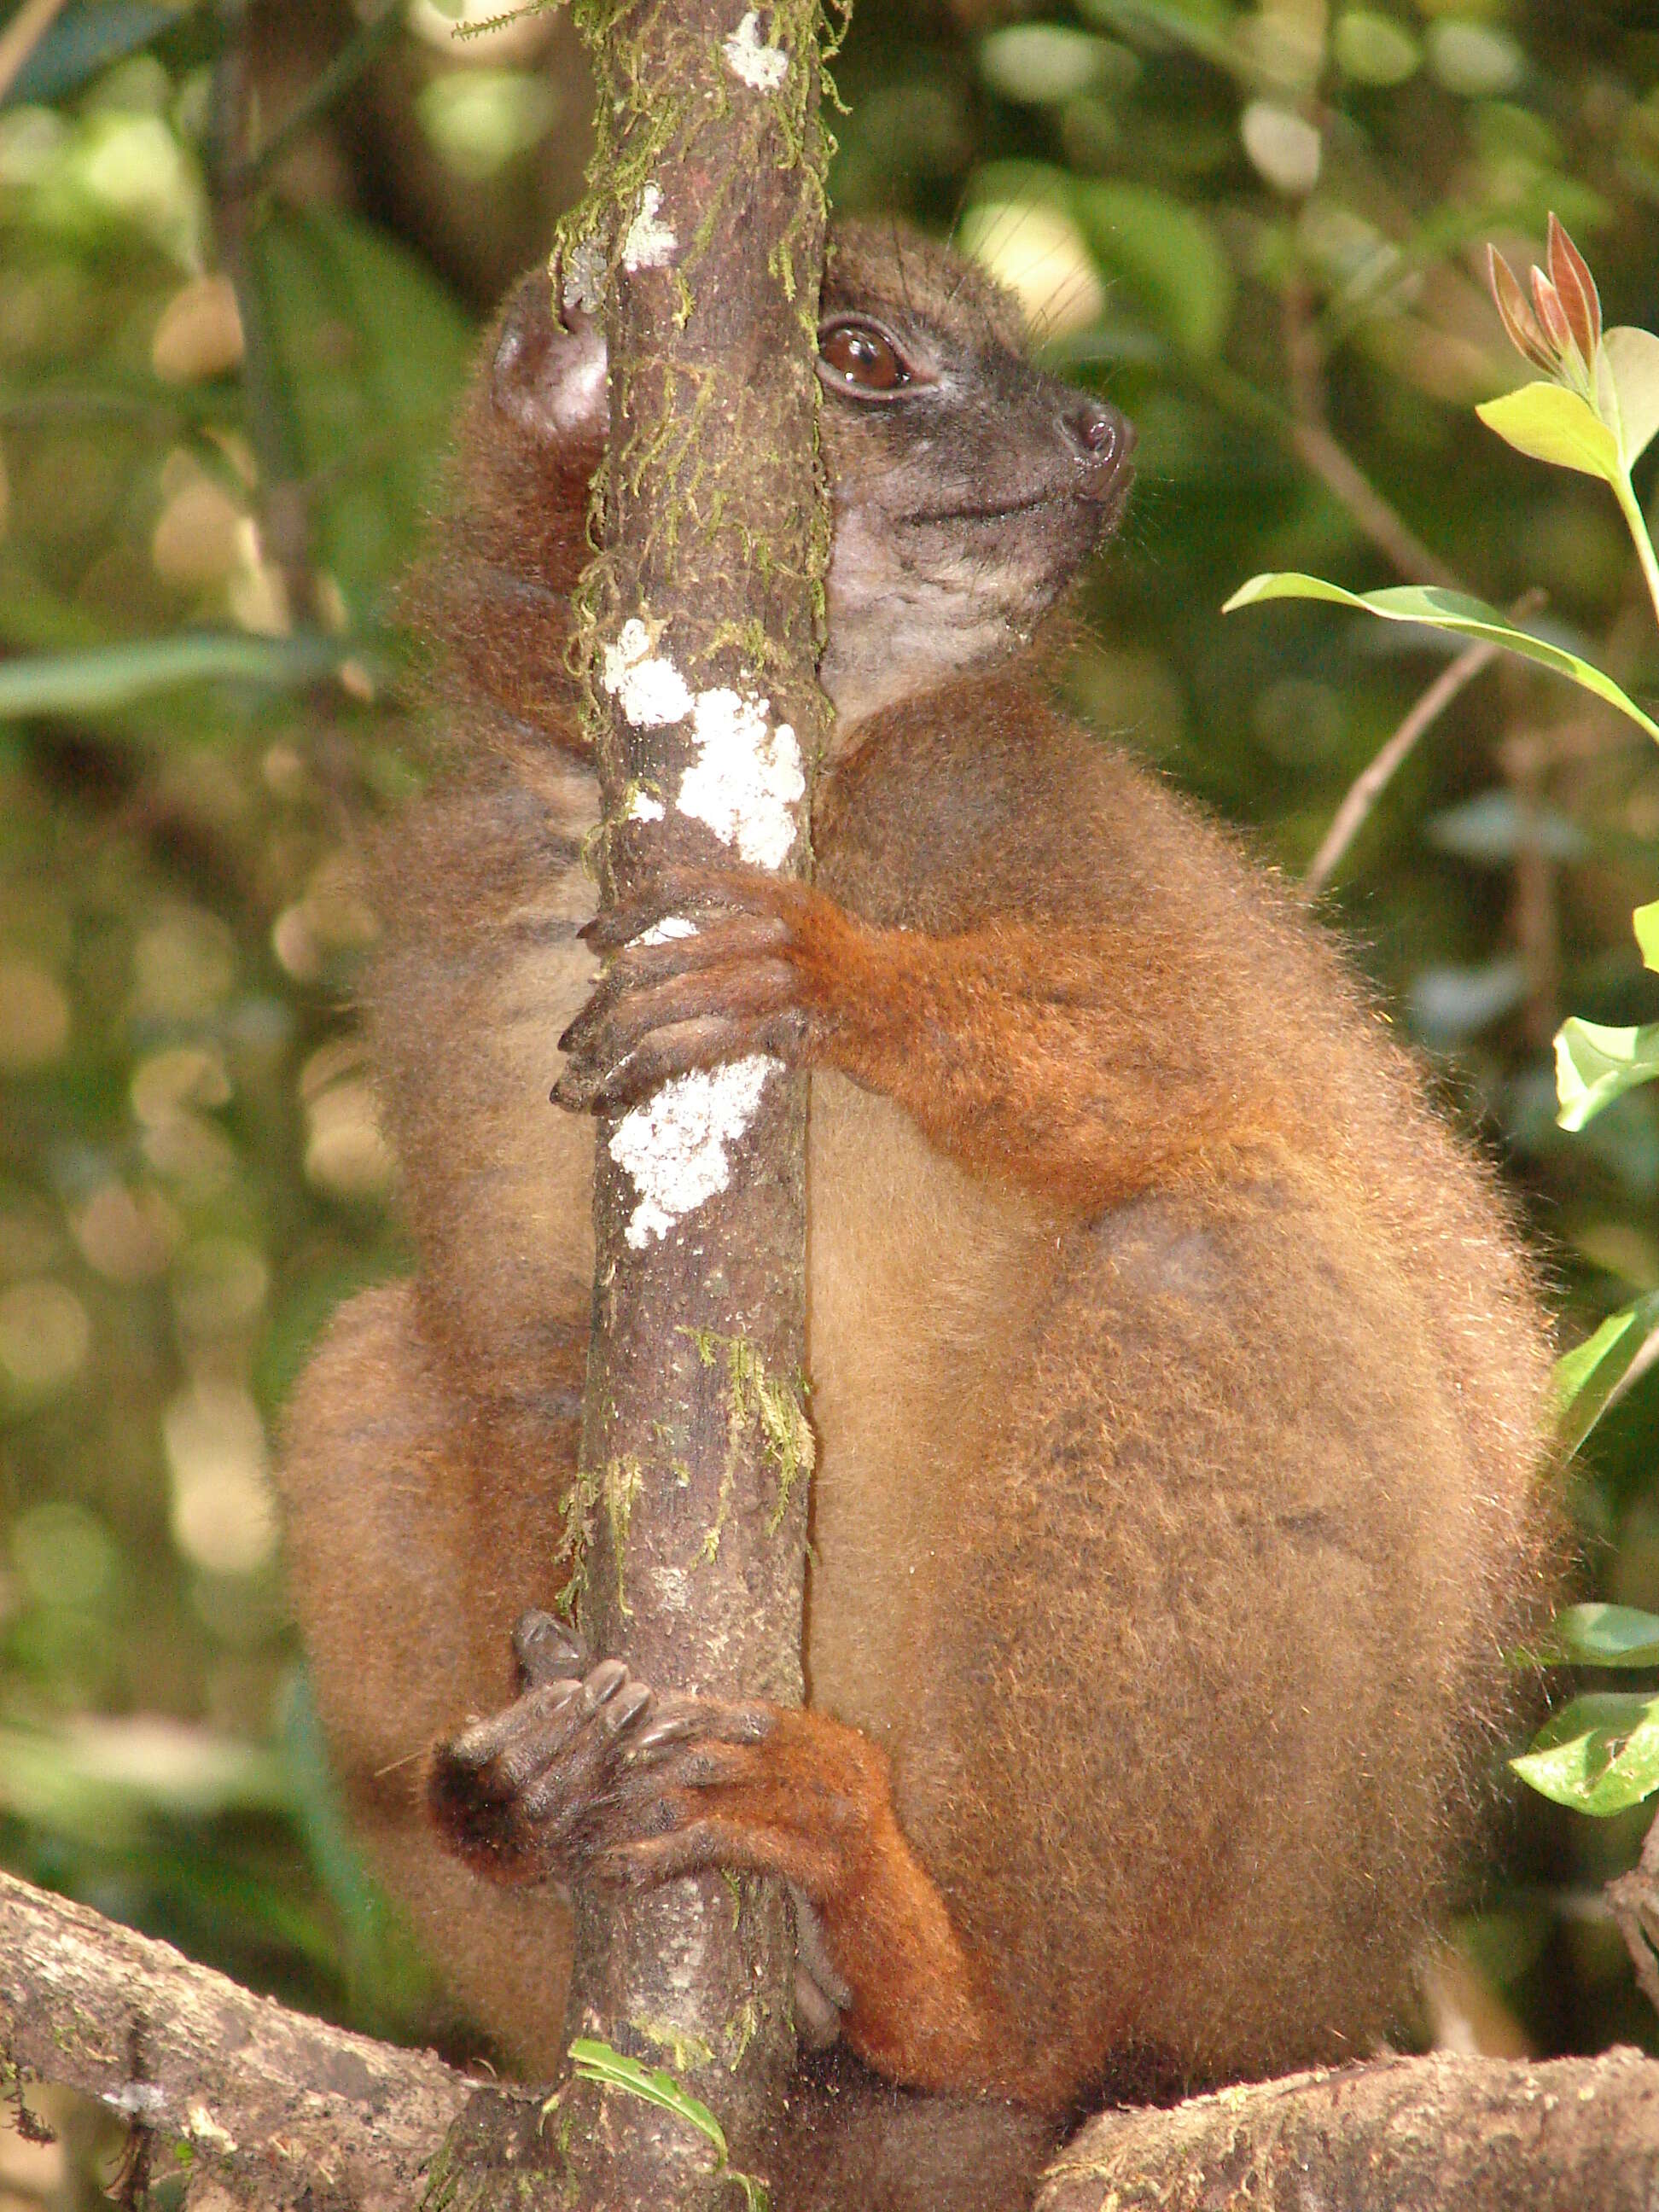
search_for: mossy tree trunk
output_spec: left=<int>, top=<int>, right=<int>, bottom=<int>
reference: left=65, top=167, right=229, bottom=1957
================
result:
left=540, top=3, right=838, bottom=2205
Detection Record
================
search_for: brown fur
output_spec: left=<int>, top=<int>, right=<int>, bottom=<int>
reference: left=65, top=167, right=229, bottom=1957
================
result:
left=276, top=226, right=1558, bottom=2195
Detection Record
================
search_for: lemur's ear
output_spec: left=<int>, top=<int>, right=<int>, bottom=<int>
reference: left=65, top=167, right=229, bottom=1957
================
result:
left=489, top=277, right=608, bottom=443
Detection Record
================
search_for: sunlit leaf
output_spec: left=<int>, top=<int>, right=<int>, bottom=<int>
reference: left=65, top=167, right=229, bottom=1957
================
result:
left=566, top=2041, right=770, bottom=2212
left=1604, top=326, right=1659, bottom=471
left=0, top=1719, right=288, bottom=1836
left=0, top=632, right=350, bottom=721
left=1633, top=900, right=1659, bottom=973
left=1240, top=102, right=1322, bottom=196
left=1555, top=1017, right=1659, bottom=1132
left=958, top=197, right=1106, bottom=340
left=1331, top=10, right=1419, bottom=88
left=1222, top=574, right=1659, bottom=742
left=1075, top=0, right=1237, bottom=72
left=979, top=25, right=1115, bottom=103
left=1552, top=1290, right=1659, bottom=1456
left=1511, top=1691, right=1659, bottom=1813
left=1475, top=382, right=1621, bottom=483
left=1426, top=18, right=1521, bottom=98
left=1523, top=1604, right=1659, bottom=1669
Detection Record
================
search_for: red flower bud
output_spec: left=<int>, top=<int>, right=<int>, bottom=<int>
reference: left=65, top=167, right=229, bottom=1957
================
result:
left=1487, top=245, right=1557, bottom=374
left=1545, top=212, right=1602, bottom=365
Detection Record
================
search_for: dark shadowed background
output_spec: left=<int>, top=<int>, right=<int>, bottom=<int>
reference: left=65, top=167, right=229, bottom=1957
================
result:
left=3, top=0, right=1659, bottom=2198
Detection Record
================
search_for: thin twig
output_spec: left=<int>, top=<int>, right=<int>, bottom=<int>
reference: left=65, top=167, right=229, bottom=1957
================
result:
left=1303, top=643, right=1497, bottom=897
left=0, top=0, right=70, bottom=104
left=1302, top=589, right=1548, bottom=899
left=224, top=0, right=403, bottom=195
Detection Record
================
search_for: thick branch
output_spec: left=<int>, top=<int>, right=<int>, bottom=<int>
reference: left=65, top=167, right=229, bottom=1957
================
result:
left=8, top=1874, right=1659, bottom=2212
left=0, top=1870, right=469, bottom=2212
left=1037, top=2046, right=1659, bottom=2211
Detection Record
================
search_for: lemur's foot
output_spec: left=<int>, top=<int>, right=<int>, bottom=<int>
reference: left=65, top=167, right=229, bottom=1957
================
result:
left=551, top=864, right=859, bottom=1113
left=428, top=1607, right=777, bottom=1888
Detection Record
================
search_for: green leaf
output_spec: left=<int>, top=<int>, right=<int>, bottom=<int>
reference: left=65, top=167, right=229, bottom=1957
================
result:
left=1076, top=0, right=1237, bottom=73
left=1523, top=1604, right=1659, bottom=1669
left=1554, top=1017, right=1659, bottom=1131
left=259, top=207, right=474, bottom=604
left=1221, top=573, right=1659, bottom=742
left=1604, top=326, right=1659, bottom=471
left=1331, top=9, right=1419, bottom=85
left=1075, top=182, right=1233, bottom=358
left=0, top=632, right=352, bottom=722
left=566, top=2042, right=770, bottom=2212
left=1635, top=900, right=1659, bottom=973
left=1475, top=382, right=1622, bottom=483
left=3, top=2, right=194, bottom=108
left=1552, top=1290, right=1659, bottom=1456
left=1511, top=1691, right=1659, bottom=1813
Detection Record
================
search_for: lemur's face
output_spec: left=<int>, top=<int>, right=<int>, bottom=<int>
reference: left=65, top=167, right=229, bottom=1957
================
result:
left=815, top=223, right=1133, bottom=726
left=482, top=222, right=1134, bottom=731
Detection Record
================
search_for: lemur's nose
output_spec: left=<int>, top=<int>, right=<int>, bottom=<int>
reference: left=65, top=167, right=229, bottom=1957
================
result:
left=1057, top=398, right=1141, bottom=484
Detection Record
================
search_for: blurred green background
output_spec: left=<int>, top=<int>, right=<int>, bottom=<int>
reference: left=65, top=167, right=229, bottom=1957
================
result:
left=4, top=0, right=1659, bottom=2197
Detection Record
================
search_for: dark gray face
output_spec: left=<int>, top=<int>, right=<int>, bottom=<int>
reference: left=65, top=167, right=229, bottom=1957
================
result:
left=486, top=223, right=1132, bottom=735
left=815, top=222, right=1134, bottom=729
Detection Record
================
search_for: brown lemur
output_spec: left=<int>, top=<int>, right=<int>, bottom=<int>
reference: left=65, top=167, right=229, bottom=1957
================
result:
left=277, top=221, right=1557, bottom=2168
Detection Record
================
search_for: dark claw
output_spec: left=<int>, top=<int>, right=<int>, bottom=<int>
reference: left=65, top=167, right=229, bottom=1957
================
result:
left=577, top=867, right=781, bottom=956
left=602, top=1679, right=654, bottom=1735
left=513, top=1608, right=589, bottom=1690
left=627, top=1708, right=701, bottom=1758
left=582, top=1657, right=630, bottom=1708
left=449, top=1700, right=538, bottom=1771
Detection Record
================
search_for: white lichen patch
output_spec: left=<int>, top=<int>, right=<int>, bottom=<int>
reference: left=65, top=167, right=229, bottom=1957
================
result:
left=636, top=915, right=697, bottom=947
left=609, top=1057, right=773, bottom=1248
left=621, top=183, right=678, bottom=272
left=602, top=619, right=693, bottom=729
left=678, top=689, right=805, bottom=870
left=724, top=11, right=789, bottom=91
left=107, top=2084, right=168, bottom=2120
left=561, top=233, right=608, bottom=317
left=625, top=788, right=666, bottom=824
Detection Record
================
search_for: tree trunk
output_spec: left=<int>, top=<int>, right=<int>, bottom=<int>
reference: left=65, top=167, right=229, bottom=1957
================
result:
left=544, top=3, right=836, bottom=2204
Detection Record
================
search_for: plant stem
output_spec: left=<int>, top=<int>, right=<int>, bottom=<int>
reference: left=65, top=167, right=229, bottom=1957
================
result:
left=1614, top=469, right=1659, bottom=635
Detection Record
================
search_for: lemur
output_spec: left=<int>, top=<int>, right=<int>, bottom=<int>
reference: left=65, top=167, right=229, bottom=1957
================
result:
left=277, top=221, right=1557, bottom=2208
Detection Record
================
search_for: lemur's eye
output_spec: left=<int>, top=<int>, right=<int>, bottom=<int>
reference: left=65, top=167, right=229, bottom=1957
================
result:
left=818, top=318, right=916, bottom=397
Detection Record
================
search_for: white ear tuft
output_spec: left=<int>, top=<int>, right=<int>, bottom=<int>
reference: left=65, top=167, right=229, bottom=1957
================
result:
left=490, top=286, right=608, bottom=442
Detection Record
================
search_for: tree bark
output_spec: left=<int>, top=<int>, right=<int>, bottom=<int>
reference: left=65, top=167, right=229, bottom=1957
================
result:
left=0, top=1870, right=469, bottom=2212
left=9, top=1872, right=1659, bottom=2212
left=1037, top=2045, right=1659, bottom=2212
left=543, top=3, right=836, bottom=2205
